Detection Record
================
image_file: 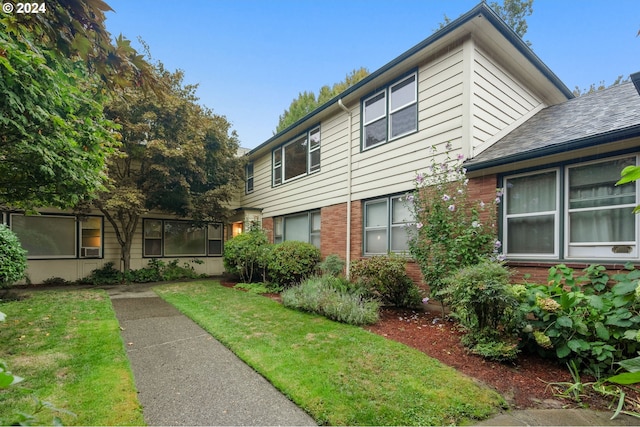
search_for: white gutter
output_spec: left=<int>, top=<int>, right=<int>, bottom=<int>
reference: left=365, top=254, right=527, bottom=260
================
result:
left=338, top=98, right=352, bottom=278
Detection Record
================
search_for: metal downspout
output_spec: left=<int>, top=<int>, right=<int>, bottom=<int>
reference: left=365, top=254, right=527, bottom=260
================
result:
left=338, top=98, right=352, bottom=278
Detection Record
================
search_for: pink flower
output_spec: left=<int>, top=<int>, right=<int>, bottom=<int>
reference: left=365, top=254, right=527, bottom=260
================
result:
left=448, top=204, right=456, bottom=212
left=457, top=153, right=465, bottom=161
left=415, top=173, right=425, bottom=184
left=416, top=222, right=423, bottom=229
left=442, top=194, right=450, bottom=201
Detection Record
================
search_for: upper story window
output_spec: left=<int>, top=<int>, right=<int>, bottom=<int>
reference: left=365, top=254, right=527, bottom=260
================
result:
left=362, top=72, right=417, bottom=150
left=245, top=162, right=254, bottom=194
left=503, top=154, right=638, bottom=260
left=273, top=126, right=320, bottom=186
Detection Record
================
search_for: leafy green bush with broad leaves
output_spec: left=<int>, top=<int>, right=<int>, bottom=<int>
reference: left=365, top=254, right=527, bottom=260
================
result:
left=0, top=224, right=27, bottom=288
left=441, top=260, right=523, bottom=361
left=78, top=262, right=124, bottom=285
left=520, top=263, right=640, bottom=377
left=349, top=254, right=422, bottom=308
left=282, top=276, right=380, bottom=325
left=223, top=228, right=270, bottom=282
left=267, top=241, right=320, bottom=288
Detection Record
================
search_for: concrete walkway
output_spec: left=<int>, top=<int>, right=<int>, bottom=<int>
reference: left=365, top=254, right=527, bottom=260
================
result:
left=108, top=285, right=316, bottom=426
left=105, top=284, right=639, bottom=426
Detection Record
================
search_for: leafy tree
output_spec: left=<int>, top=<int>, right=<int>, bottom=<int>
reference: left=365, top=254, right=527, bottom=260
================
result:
left=94, top=63, right=244, bottom=271
left=275, top=67, right=369, bottom=133
left=0, top=23, right=118, bottom=209
left=0, top=0, right=160, bottom=210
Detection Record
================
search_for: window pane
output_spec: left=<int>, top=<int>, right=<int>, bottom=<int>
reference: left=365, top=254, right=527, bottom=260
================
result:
left=366, top=201, right=387, bottom=227
left=309, top=127, right=320, bottom=149
left=12, top=215, right=76, bottom=257
left=164, top=221, right=206, bottom=256
left=570, top=208, right=635, bottom=243
left=364, top=92, right=385, bottom=123
left=208, top=224, right=222, bottom=239
left=507, top=215, right=555, bottom=254
left=569, top=158, right=636, bottom=209
left=390, top=104, right=417, bottom=138
left=274, top=217, right=283, bottom=237
left=392, top=197, right=412, bottom=224
left=284, top=137, right=307, bottom=181
left=284, top=214, right=309, bottom=243
left=311, top=212, right=321, bottom=232
left=364, top=118, right=387, bottom=148
left=208, top=240, right=222, bottom=255
left=309, top=149, right=320, bottom=173
left=366, top=229, right=387, bottom=254
left=390, top=75, right=416, bottom=111
left=507, top=172, right=556, bottom=215
left=391, top=225, right=410, bottom=252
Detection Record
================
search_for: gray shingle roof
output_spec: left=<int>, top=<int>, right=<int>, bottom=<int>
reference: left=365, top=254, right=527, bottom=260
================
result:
left=465, top=81, right=640, bottom=171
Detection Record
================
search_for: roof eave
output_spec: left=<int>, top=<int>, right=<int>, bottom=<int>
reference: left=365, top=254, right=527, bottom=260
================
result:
left=464, top=124, right=640, bottom=172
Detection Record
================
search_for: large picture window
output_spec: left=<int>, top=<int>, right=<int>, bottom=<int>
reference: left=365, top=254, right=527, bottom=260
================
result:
left=273, top=211, right=321, bottom=248
left=10, top=214, right=77, bottom=259
left=503, top=155, right=638, bottom=260
left=364, top=195, right=413, bottom=255
left=362, top=72, right=417, bottom=150
left=273, top=126, right=320, bottom=186
left=143, top=219, right=223, bottom=257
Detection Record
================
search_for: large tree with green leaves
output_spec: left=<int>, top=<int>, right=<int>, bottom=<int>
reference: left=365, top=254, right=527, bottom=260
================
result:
left=0, top=21, right=118, bottom=209
left=95, top=64, right=244, bottom=271
left=0, top=0, right=159, bottom=210
left=275, top=67, right=369, bottom=133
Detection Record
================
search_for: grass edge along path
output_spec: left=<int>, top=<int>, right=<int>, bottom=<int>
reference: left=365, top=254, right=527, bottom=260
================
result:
left=0, top=289, right=144, bottom=426
left=156, top=281, right=505, bottom=426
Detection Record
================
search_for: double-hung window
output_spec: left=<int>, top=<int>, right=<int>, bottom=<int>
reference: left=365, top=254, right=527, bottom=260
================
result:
left=273, top=211, right=321, bottom=248
left=364, top=195, right=414, bottom=255
left=503, top=155, right=638, bottom=260
left=143, top=219, right=223, bottom=257
left=362, top=72, right=417, bottom=150
left=273, top=126, right=320, bottom=186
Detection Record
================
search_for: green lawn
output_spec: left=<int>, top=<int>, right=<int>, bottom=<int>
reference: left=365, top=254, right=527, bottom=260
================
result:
left=157, top=280, right=505, bottom=426
left=0, top=290, right=144, bottom=426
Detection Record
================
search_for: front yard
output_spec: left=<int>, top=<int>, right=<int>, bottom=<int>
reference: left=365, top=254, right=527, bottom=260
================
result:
left=156, top=280, right=504, bottom=425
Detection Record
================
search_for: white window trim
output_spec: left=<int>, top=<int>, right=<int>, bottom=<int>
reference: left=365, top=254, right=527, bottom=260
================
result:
left=564, top=154, right=639, bottom=260
left=362, top=72, right=418, bottom=151
left=389, top=73, right=418, bottom=140
left=503, top=168, right=560, bottom=259
left=273, top=126, right=321, bottom=186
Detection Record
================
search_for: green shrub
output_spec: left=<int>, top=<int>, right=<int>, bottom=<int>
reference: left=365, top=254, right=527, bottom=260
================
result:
left=349, top=254, right=422, bottom=308
left=0, top=224, right=27, bottom=288
left=267, top=241, right=320, bottom=288
left=234, top=282, right=270, bottom=294
left=125, top=259, right=204, bottom=283
left=41, top=277, right=71, bottom=286
left=520, top=263, right=640, bottom=377
left=161, top=259, right=203, bottom=281
left=282, top=276, right=380, bottom=325
left=223, top=229, right=270, bottom=282
left=125, top=259, right=164, bottom=283
left=318, top=254, right=345, bottom=277
left=441, top=260, right=522, bottom=361
left=79, top=262, right=124, bottom=286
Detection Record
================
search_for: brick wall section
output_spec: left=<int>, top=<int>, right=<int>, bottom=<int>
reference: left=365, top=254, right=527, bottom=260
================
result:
left=261, top=217, right=274, bottom=243
left=467, top=173, right=499, bottom=224
left=508, top=261, right=638, bottom=285
left=320, top=203, right=347, bottom=259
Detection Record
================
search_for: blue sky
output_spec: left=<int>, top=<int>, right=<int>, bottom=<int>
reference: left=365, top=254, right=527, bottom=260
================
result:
left=105, top=0, right=640, bottom=149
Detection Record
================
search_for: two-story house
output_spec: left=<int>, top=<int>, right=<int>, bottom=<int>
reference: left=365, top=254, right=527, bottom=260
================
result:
left=7, top=2, right=640, bottom=285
